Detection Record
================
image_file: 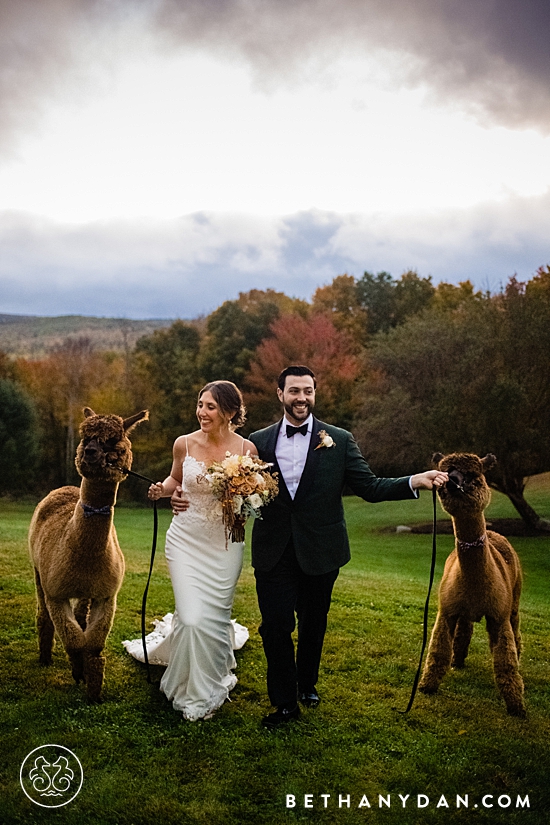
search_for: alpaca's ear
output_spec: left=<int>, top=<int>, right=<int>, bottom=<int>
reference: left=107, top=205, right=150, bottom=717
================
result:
left=481, top=453, right=497, bottom=472
left=123, top=410, right=149, bottom=433
left=83, top=407, right=96, bottom=418
left=432, top=451, right=444, bottom=466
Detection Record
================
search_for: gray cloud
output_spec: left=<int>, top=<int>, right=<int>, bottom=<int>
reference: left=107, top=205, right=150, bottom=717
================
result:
left=151, top=0, right=550, bottom=129
left=1, top=196, right=548, bottom=318
left=0, top=0, right=152, bottom=155
left=0, top=1, right=91, bottom=153
left=1, top=0, right=550, bottom=158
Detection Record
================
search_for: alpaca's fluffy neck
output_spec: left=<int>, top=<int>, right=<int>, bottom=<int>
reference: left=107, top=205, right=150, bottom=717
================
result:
left=79, top=477, right=119, bottom=509
left=69, top=478, right=120, bottom=552
left=452, top=511, right=487, bottom=546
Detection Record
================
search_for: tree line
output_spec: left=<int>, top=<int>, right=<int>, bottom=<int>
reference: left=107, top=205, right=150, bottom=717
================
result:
left=1, top=267, right=549, bottom=531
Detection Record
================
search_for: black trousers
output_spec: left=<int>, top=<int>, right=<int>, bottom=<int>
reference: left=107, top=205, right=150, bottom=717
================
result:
left=254, top=539, right=339, bottom=708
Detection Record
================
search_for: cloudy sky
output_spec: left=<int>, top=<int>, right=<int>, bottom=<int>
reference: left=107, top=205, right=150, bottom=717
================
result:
left=1, top=0, right=549, bottom=319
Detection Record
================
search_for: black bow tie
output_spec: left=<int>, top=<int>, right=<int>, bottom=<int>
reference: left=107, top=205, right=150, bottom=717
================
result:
left=286, top=424, right=308, bottom=438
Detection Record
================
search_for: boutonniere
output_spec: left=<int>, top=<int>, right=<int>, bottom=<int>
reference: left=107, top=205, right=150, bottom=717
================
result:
left=315, top=429, right=335, bottom=450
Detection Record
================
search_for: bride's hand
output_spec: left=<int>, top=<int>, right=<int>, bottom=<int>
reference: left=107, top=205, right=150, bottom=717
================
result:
left=171, top=486, right=190, bottom=515
left=148, top=482, right=164, bottom=500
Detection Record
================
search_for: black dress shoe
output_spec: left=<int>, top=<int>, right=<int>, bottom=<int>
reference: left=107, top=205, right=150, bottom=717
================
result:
left=261, top=705, right=300, bottom=729
left=299, top=690, right=321, bottom=708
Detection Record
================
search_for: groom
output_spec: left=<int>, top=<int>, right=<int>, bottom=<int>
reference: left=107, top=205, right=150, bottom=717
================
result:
left=249, top=365, right=447, bottom=729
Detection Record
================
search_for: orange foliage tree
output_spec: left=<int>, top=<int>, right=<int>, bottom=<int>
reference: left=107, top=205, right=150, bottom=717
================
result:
left=199, top=288, right=309, bottom=384
left=17, top=338, right=132, bottom=489
left=311, top=274, right=368, bottom=345
left=244, top=313, right=360, bottom=432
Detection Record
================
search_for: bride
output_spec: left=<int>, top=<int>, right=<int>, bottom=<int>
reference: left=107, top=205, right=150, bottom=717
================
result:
left=126, top=380, right=258, bottom=721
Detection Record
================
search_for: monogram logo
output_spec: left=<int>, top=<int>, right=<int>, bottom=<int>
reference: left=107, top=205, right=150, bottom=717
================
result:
left=20, top=745, right=83, bottom=808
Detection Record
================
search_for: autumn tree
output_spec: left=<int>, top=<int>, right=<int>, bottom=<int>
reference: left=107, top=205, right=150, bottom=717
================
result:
left=132, top=321, right=202, bottom=478
left=0, top=351, right=16, bottom=380
left=431, top=279, right=485, bottom=311
left=244, top=313, right=360, bottom=432
left=354, top=273, right=550, bottom=530
left=394, top=269, right=436, bottom=324
left=199, top=289, right=309, bottom=385
left=311, top=274, right=368, bottom=344
left=17, top=338, right=131, bottom=488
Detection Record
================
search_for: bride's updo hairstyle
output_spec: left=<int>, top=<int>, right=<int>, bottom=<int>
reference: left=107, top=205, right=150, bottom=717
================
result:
left=198, top=381, right=247, bottom=429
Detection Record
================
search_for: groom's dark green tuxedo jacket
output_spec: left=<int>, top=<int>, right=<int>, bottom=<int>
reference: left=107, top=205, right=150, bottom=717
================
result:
left=249, top=417, right=415, bottom=576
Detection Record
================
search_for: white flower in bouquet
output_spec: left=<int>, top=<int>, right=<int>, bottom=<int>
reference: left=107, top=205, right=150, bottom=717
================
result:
left=247, top=493, right=263, bottom=510
left=221, top=454, right=242, bottom=477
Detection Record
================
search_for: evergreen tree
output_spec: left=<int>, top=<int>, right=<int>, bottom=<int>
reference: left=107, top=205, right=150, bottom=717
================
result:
left=0, top=379, right=41, bottom=492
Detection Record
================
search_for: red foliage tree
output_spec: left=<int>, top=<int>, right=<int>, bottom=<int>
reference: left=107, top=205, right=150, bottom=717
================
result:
left=244, top=313, right=360, bottom=431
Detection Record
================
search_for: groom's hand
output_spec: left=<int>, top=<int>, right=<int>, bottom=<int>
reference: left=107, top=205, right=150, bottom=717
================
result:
left=170, top=486, right=190, bottom=515
left=410, top=470, right=448, bottom=490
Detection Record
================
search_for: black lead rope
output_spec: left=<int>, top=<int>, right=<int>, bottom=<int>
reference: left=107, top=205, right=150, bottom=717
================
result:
left=115, top=464, right=439, bottom=701
left=108, top=462, right=158, bottom=684
left=139, top=494, right=158, bottom=685
left=398, top=486, right=438, bottom=714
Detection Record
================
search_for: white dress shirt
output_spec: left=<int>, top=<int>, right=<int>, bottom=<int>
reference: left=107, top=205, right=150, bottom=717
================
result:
left=275, top=414, right=313, bottom=499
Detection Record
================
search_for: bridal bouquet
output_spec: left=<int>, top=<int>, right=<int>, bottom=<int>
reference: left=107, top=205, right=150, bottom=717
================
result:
left=203, top=452, right=279, bottom=546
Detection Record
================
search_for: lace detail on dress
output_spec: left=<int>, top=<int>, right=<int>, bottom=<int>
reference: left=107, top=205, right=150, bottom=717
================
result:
left=178, top=672, right=238, bottom=722
left=176, top=455, right=224, bottom=534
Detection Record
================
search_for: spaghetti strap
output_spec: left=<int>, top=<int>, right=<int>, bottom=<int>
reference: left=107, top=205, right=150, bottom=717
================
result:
left=181, top=436, right=192, bottom=492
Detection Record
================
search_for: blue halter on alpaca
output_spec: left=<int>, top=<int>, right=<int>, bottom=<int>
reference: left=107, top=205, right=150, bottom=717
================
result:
left=79, top=502, right=112, bottom=517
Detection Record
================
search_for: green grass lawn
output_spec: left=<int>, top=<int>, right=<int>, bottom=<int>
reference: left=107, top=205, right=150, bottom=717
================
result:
left=1, top=483, right=549, bottom=825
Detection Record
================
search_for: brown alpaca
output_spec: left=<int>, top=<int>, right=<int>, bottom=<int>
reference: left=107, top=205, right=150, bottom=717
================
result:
left=29, top=407, right=148, bottom=701
left=418, top=452, right=525, bottom=717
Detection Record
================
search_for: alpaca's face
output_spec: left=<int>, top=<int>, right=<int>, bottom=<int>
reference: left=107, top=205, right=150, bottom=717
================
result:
left=76, top=415, right=133, bottom=482
left=434, top=453, right=492, bottom=518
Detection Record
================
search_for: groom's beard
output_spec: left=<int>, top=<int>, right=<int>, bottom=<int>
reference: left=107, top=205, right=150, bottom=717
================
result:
left=283, top=399, right=314, bottom=423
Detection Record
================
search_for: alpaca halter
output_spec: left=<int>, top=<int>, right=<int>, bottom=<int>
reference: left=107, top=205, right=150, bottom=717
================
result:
left=447, top=475, right=466, bottom=493
left=457, top=533, right=487, bottom=550
left=80, top=502, right=112, bottom=517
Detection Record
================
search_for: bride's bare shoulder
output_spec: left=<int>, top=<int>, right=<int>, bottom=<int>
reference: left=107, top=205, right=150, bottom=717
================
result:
left=173, top=431, right=201, bottom=454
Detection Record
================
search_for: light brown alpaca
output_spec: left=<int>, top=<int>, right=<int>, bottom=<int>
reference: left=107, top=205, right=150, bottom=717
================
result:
left=29, top=407, right=148, bottom=701
left=418, top=452, right=525, bottom=717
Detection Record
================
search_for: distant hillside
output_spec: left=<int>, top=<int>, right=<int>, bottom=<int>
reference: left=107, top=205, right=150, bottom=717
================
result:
left=0, top=314, right=176, bottom=357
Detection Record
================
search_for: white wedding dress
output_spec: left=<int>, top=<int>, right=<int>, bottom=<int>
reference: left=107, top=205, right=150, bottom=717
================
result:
left=123, top=453, right=248, bottom=721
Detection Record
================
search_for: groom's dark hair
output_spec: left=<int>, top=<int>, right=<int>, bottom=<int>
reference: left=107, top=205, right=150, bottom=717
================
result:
left=277, top=365, right=316, bottom=391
